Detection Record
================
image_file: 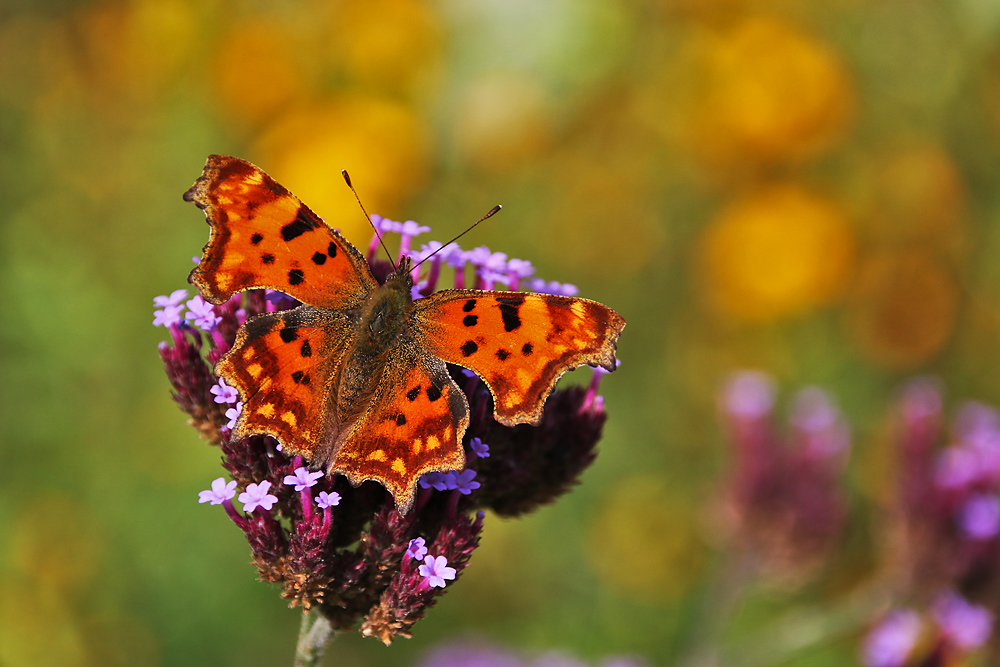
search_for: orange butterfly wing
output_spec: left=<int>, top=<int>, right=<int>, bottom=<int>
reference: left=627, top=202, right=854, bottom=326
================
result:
left=217, top=306, right=356, bottom=458
left=327, top=344, right=469, bottom=514
left=414, top=290, right=625, bottom=426
left=185, top=154, right=377, bottom=309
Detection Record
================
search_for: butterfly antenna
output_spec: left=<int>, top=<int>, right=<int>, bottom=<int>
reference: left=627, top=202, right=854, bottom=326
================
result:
left=412, top=204, right=502, bottom=271
left=342, top=169, right=395, bottom=270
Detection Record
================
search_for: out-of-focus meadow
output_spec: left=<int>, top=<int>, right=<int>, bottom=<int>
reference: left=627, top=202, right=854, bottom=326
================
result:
left=5, top=0, right=1000, bottom=665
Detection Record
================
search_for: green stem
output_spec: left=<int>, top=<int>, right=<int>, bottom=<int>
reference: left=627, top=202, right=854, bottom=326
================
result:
left=294, top=608, right=334, bottom=667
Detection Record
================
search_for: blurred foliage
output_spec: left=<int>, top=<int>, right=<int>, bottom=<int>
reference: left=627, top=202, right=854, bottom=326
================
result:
left=5, top=0, right=1000, bottom=665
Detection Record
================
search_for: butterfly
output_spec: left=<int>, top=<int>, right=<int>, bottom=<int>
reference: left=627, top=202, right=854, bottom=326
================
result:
left=185, top=155, right=625, bottom=514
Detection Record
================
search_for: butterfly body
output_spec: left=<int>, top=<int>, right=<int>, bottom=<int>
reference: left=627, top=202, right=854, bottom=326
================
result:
left=186, top=155, right=624, bottom=513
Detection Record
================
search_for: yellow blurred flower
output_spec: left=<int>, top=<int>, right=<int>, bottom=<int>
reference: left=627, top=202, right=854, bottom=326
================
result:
left=454, top=75, right=555, bottom=173
left=588, top=476, right=705, bottom=601
left=700, top=184, right=855, bottom=322
left=211, top=18, right=314, bottom=130
left=866, top=143, right=967, bottom=250
left=253, top=96, right=430, bottom=240
left=685, top=17, right=854, bottom=164
left=847, top=250, right=958, bottom=369
left=325, top=0, right=443, bottom=98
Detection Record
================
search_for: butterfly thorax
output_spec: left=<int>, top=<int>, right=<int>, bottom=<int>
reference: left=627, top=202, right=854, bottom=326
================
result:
left=335, top=260, right=416, bottom=426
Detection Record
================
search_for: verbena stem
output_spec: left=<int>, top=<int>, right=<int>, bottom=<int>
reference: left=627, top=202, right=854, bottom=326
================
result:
left=294, top=608, right=334, bottom=667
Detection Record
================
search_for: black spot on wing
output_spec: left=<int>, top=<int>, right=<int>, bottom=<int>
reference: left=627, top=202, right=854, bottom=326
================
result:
left=300, top=340, right=312, bottom=357
left=281, top=206, right=321, bottom=242
left=291, top=370, right=305, bottom=384
left=496, top=349, right=510, bottom=361
left=312, top=252, right=327, bottom=265
left=328, top=242, right=338, bottom=257
left=395, top=414, right=407, bottom=426
left=261, top=253, right=275, bottom=265
left=406, top=385, right=421, bottom=401
left=497, top=294, right=524, bottom=332
left=522, top=342, right=533, bottom=356
left=250, top=233, right=264, bottom=245
left=426, top=384, right=442, bottom=402
left=463, top=315, right=478, bottom=327
left=462, top=299, right=476, bottom=312
left=288, top=269, right=304, bottom=285
left=461, top=340, right=478, bottom=356
left=279, top=326, right=298, bottom=343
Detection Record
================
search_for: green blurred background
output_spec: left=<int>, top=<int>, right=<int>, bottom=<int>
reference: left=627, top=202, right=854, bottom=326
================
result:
left=4, top=0, right=1000, bottom=665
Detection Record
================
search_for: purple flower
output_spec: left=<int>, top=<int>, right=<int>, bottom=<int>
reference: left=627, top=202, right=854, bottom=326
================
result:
left=315, top=491, right=341, bottom=509
left=154, top=289, right=189, bottom=308
left=406, top=537, right=428, bottom=560
left=452, top=469, right=480, bottom=495
left=862, top=610, right=921, bottom=667
left=153, top=304, right=186, bottom=328
left=723, top=371, right=776, bottom=420
left=185, top=295, right=222, bottom=331
left=506, top=258, right=534, bottom=279
left=210, top=377, right=239, bottom=404
left=933, top=591, right=993, bottom=651
left=470, top=437, right=490, bottom=458
left=526, top=278, right=579, bottom=296
left=198, top=477, right=237, bottom=505
left=957, top=493, right=1000, bottom=540
left=791, top=387, right=850, bottom=459
left=224, top=402, right=242, bottom=430
left=283, top=466, right=324, bottom=491
left=418, top=555, right=456, bottom=588
left=419, top=471, right=454, bottom=491
left=416, top=640, right=523, bottom=667
left=239, top=480, right=278, bottom=513
left=399, top=219, right=431, bottom=238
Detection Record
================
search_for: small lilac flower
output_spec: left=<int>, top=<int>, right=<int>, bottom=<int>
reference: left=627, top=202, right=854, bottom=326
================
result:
left=315, top=491, right=341, bottom=509
left=198, top=477, right=237, bottom=505
left=411, top=284, right=426, bottom=301
left=418, top=555, right=457, bottom=588
left=185, top=295, right=222, bottom=331
left=722, top=371, right=776, bottom=419
left=419, top=471, right=454, bottom=491
left=935, top=446, right=981, bottom=490
left=154, top=289, right=189, bottom=308
left=153, top=304, right=186, bottom=328
left=283, top=467, right=324, bottom=491
left=470, top=437, right=490, bottom=458
left=399, top=219, right=431, bottom=238
left=406, top=537, right=428, bottom=560
left=375, top=215, right=402, bottom=233
left=527, top=278, right=579, bottom=296
left=225, top=401, right=242, bottom=429
left=506, top=258, right=534, bottom=283
left=957, top=493, right=1000, bottom=540
left=933, top=591, right=993, bottom=651
left=452, top=469, right=480, bottom=495
left=239, top=480, right=278, bottom=513
left=210, top=377, right=239, bottom=404
left=862, top=609, right=921, bottom=667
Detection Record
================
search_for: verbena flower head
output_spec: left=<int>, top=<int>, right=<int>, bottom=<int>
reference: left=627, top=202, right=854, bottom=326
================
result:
left=718, top=371, right=849, bottom=576
left=862, top=609, right=921, bottom=667
left=156, top=217, right=616, bottom=646
left=892, top=378, right=1000, bottom=600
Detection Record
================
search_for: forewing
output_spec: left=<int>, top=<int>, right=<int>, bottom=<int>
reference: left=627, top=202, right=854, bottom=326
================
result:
left=415, top=290, right=625, bottom=426
left=217, top=305, right=356, bottom=458
left=186, top=155, right=377, bottom=309
left=328, top=346, right=469, bottom=514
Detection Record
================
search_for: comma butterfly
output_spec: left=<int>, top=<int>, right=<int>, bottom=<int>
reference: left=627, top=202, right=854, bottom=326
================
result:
left=185, top=155, right=625, bottom=514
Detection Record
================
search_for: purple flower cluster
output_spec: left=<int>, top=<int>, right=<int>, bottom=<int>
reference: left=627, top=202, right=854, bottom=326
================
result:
left=157, top=220, right=614, bottom=645
left=718, top=372, right=850, bottom=575
left=863, top=592, right=993, bottom=667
